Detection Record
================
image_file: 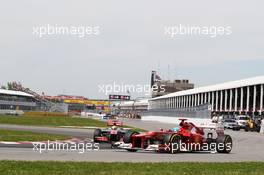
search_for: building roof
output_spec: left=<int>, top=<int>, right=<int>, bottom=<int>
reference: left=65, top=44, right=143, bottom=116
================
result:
left=134, top=99, right=149, bottom=106
left=0, top=89, right=33, bottom=97
left=151, top=76, right=264, bottom=100
left=118, top=99, right=149, bottom=107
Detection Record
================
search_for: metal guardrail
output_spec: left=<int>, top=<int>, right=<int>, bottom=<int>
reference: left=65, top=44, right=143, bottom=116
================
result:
left=0, top=110, right=24, bottom=115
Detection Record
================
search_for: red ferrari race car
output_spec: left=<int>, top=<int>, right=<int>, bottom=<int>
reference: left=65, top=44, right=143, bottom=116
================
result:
left=118, top=119, right=232, bottom=154
left=93, top=120, right=127, bottom=145
left=107, top=119, right=123, bottom=126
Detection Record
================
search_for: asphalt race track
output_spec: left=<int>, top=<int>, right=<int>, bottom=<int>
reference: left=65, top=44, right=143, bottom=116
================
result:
left=0, top=119, right=264, bottom=162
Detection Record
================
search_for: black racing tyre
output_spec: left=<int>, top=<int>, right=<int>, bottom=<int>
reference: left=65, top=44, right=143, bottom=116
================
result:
left=93, top=129, right=102, bottom=141
left=163, top=134, right=172, bottom=144
left=123, top=130, right=139, bottom=143
left=216, top=135, right=232, bottom=153
left=256, top=126, right=261, bottom=133
left=163, top=134, right=172, bottom=153
left=163, top=134, right=181, bottom=154
left=170, top=134, right=181, bottom=154
left=245, top=126, right=249, bottom=132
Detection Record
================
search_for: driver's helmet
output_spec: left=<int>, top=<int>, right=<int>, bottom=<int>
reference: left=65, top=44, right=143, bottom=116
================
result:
left=111, top=126, right=117, bottom=130
left=172, top=127, right=179, bottom=132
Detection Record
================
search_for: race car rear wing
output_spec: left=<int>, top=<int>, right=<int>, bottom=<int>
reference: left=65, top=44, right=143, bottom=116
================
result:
left=199, top=122, right=224, bottom=135
left=107, top=120, right=123, bottom=126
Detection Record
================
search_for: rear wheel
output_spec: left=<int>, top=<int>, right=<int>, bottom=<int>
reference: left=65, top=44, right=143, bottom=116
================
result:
left=256, top=126, right=261, bottom=132
left=245, top=125, right=249, bottom=132
left=216, top=135, right=232, bottom=153
left=235, top=127, right=240, bottom=131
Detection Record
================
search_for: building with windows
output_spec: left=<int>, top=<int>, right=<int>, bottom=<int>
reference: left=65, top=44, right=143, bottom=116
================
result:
left=152, top=79, right=194, bottom=97
left=149, top=76, right=264, bottom=116
left=150, top=71, right=194, bottom=97
left=0, top=89, right=37, bottom=111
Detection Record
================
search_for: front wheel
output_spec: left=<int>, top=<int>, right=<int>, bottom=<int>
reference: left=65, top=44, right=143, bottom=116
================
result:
left=163, top=134, right=181, bottom=154
left=170, top=134, right=181, bottom=154
left=123, top=130, right=139, bottom=143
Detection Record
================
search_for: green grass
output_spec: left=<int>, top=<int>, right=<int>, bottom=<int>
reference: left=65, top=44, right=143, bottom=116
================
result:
left=0, top=115, right=107, bottom=127
left=0, top=129, right=70, bottom=141
left=0, top=161, right=263, bottom=175
left=0, top=115, right=146, bottom=131
left=123, top=125, right=146, bottom=132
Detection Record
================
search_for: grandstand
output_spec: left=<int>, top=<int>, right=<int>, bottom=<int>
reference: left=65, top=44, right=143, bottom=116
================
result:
left=1, top=82, right=68, bottom=113
left=113, top=98, right=149, bottom=118
left=0, top=88, right=36, bottom=114
left=149, top=76, right=264, bottom=117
